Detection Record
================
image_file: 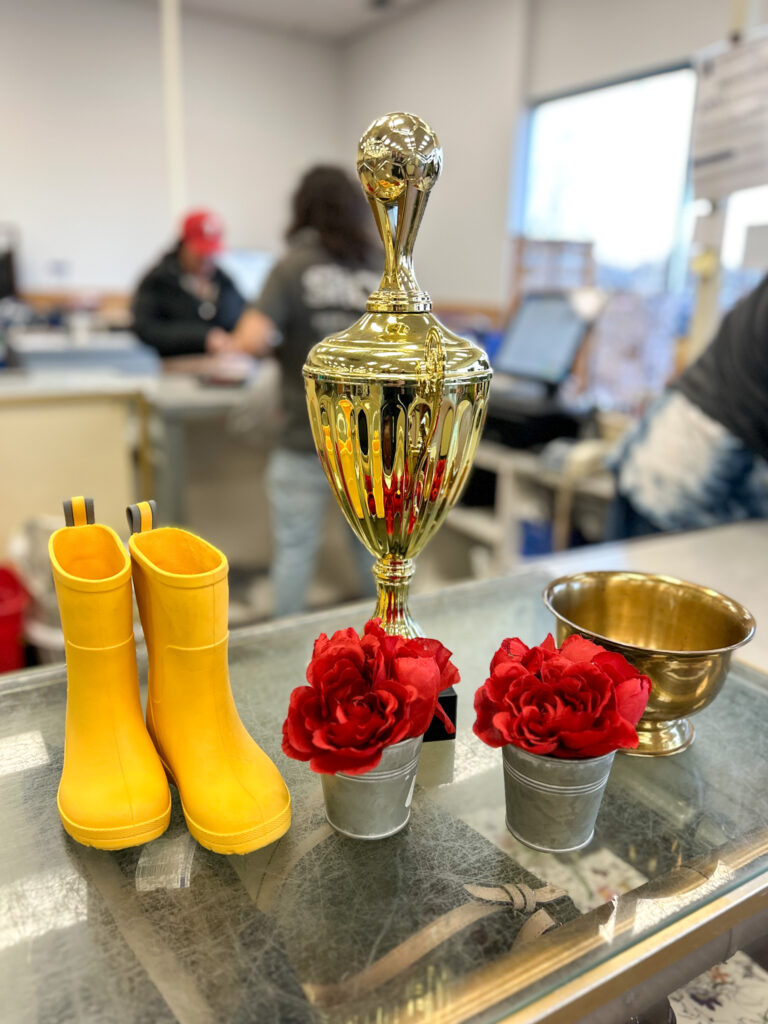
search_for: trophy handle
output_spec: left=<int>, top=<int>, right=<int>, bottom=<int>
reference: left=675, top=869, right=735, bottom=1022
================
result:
left=412, top=324, right=446, bottom=503
left=357, top=112, right=442, bottom=314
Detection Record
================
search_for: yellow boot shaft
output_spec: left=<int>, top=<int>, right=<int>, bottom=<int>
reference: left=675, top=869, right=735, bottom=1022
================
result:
left=129, top=527, right=228, bottom=649
left=49, top=511, right=170, bottom=849
left=50, top=523, right=135, bottom=648
left=129, top=520, right=291, bottom=854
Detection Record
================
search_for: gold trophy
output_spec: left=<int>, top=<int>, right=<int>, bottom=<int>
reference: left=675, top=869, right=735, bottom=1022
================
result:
left=303, top=112, right=492, bottom=636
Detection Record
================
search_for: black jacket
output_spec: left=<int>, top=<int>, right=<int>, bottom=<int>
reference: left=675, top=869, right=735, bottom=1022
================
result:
left=131, top=246, right=245, bottom=356
left=675, top=273, right=768, bottom=461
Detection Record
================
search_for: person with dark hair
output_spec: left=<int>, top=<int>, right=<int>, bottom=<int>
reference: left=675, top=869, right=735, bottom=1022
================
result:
left=132, top=209, right=245, bottom=357
left=232, top=165, right=382, bottom=615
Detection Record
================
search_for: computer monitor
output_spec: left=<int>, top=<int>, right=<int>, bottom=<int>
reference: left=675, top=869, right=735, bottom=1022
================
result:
left=493, top=293, right=587, bottom=385
left=0, top=247, right=16, bottom=300
left=216, top=249, right=275, bottom=302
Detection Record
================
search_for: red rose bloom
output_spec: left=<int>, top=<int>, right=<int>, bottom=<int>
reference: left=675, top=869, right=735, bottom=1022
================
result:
left=283, top=619, right=459, bottom=775
left=473, top=634, right=651, bottom=759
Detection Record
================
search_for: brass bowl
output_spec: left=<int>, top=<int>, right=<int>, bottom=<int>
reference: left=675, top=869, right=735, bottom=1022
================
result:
left=542, top=571, right=755, bottom=756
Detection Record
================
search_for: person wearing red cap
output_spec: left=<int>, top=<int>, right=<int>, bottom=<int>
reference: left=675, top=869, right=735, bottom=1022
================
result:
left=131, top=209, right=245, bottom=356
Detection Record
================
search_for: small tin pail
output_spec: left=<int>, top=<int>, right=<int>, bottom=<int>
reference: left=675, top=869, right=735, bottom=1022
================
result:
left=321, top=736, right=423, bottom=840
left=502, top=744, right=615, bottom=853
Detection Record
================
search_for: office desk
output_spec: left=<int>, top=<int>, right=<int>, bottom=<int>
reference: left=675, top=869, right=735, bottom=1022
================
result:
left=4, top=328, right=161, bottom=375
left=0, top=373, right=151, bottom=554
left=449, top=440, right=615, bottom=570
left=148, top=375, right=258, bottom=525
left=1, top=523, right=767, bottom=1023
left=0, top=361, right=276, bottom=535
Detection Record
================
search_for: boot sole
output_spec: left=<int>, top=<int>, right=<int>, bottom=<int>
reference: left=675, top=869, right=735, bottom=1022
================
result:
left=58, top=795, right=172, bottom=850
left=161, top=759, right=291, bottom=855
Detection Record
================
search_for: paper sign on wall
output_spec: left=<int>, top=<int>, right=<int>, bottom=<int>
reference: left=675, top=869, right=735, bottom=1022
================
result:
left=692, top=34, right=768, bottom=200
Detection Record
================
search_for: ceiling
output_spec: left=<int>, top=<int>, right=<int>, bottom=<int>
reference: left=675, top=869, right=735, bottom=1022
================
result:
left=179, top=0, right=430, bottom=41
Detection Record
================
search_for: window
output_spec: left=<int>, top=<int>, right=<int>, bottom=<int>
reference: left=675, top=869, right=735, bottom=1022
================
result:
left=720, top=184, right=768, bottom=309
left=522, top=68, right=698, bottom=294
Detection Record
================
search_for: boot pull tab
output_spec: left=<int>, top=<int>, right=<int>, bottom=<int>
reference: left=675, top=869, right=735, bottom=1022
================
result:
left=63, top=497, right=95, bottom=527
left=126, top=500, right=157, bottom=535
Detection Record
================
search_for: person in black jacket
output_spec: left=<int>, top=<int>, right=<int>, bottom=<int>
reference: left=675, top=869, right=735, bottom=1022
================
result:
left=131, top=209, right=245, bottom=357
left=608, top=274, right=768, bottom=537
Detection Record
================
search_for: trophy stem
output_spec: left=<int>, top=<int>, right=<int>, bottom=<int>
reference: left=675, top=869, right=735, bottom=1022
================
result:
left=373, top=557, right=422, bottom=638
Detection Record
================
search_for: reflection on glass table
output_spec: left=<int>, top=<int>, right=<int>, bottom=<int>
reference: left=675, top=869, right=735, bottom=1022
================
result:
left=1, top=569, right=767, bottom=1023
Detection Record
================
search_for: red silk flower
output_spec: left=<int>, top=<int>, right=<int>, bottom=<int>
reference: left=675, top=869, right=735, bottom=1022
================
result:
left=282, top=619, right=459, bottom=775
left=473, top=634, right=651, bottom=759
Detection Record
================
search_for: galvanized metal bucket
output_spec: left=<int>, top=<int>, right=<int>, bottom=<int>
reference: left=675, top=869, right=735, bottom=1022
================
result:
left=321, top=736, right=423, bottom=840
left=502, top=744, right=615, bottom=853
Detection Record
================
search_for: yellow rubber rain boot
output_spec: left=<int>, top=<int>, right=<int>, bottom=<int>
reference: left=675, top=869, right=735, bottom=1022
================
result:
left=127, top=502, right=291, bottom=855
left=50, top=497, right=171, bottom=849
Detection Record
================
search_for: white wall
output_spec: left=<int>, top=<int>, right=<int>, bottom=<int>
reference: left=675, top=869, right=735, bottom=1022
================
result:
left=339, top=0, right=751, bottom=306
left=0, top=0, right=342, bottom=292
left=529, top=0, right=734, bottom=98
left=339, top=0, right=529, bottom=308
left=0, top=0, right=167, bottom=292
left=181, top=10, right=343, bottom=256
left=2, top=0, right=759, bottom=299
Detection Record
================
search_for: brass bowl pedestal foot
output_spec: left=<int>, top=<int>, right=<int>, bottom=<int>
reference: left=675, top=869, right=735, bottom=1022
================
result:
left=624, top=717, right=694, bottom=757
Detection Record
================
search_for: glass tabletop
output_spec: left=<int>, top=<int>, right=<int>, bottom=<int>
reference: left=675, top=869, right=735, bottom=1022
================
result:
left=2, top=569, right=767, bottom=1023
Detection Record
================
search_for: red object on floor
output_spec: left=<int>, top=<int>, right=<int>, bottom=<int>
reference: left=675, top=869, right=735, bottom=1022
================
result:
left=0, top=567, right=30, bottom=672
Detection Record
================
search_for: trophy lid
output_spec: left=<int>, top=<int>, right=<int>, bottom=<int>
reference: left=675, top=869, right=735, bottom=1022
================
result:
left=304, top=111, right=491, bottom=384
left=357, top=111, right=440, bottom=315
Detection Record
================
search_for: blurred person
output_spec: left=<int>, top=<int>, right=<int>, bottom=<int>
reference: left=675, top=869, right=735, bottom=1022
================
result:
left=230, top=165, right=382, bottom=616
left=608, top=275, right=768, bottom=538
left=132, top=209, right=245, bottom=356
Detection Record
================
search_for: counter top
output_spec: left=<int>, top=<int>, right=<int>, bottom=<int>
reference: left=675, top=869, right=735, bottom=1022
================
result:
left=0, top=364, right=257, bottom=410
left=2, top=524, right=768, bottom=1023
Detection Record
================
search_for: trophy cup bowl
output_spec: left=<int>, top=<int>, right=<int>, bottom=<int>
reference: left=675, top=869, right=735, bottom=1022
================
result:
left=303, top=113, right=492, bottom=636
left=543, top=571, right=755, bottom=756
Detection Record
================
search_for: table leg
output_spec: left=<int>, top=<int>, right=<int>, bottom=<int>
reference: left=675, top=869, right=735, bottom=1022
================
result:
left=155, top=415, right=188, bottom=525
left=495, top=465, right=523, bottom=570
left=552, top=484, right=575, bottom=551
